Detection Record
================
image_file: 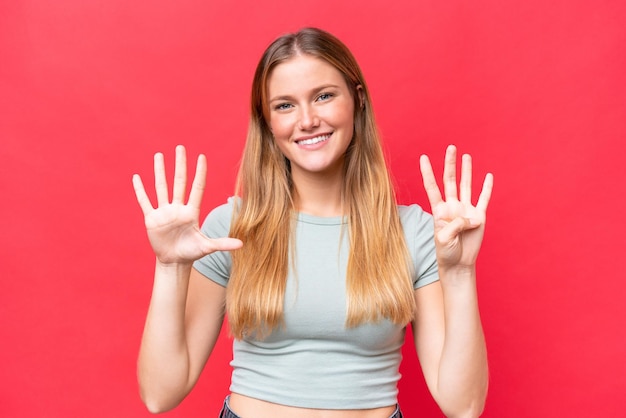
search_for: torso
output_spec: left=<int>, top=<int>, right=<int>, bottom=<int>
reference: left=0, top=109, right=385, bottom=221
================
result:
left=228, top=393, right=397, bottom=418
left=194, top=201, right=438, bottom=413
left=227, top=212, right=406, bottom=409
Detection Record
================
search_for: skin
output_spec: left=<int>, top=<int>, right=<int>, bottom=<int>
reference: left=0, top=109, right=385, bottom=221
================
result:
left=414, top=147, right=493, bottom=417
left=268, top=56, right=355, bottom=170
left=133, top=54, right=493, bottom=417
left=266, top=55, right=357, bottom=217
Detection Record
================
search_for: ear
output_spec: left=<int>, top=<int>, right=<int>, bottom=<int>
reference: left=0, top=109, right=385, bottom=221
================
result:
left=356, top=84, right=365, bottom=109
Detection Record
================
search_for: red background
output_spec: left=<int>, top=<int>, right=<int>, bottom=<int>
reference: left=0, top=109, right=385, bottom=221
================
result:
left=1, top=0, right=625, bottom=416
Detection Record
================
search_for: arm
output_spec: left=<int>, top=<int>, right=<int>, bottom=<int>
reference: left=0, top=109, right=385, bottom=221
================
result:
left=413, top=145, right=493, bottom=417
left=138, top=266, right=225, bottom=412
left=132, top=145, right=242, bottom=412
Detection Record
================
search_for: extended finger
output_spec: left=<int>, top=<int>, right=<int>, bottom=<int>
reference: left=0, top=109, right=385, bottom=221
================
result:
left=154, top=152, right=169, bottom=206
left=476, top=173, right=494, bottom=212
left=132, top=174, right=154, bottom=215
left=459, top=154, right=472, bottom=204
left=420, top=154, right=443, bottom=207
left=443, top=145, right=458, bottom=201
left=188, top=154, right=207, bottom=209
left=172, top=145, right=187, bottom=203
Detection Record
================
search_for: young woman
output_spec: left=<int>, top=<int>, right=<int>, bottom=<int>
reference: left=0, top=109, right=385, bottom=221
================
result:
left=132, top=28, right=493, bottom=418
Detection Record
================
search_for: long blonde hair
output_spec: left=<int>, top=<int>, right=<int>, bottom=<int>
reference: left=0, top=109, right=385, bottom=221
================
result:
left=228, top=28, right=415, bottom=339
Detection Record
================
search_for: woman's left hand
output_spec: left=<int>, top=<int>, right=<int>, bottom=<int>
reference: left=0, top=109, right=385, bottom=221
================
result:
left=420, top=145, right=493, bottom=271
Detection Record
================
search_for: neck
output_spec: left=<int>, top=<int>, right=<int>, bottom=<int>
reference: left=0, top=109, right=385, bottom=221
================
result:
left=291, top=170, right=344, bottom=217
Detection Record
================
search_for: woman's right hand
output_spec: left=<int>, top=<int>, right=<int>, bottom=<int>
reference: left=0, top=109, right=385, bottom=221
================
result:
left=132, top=145, right=243, bottom=265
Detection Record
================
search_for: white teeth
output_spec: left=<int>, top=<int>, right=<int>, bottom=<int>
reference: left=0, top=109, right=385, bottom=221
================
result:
left=297, top=134, right=331, bottom=145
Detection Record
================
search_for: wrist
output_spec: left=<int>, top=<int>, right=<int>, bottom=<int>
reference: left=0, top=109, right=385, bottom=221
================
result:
left=438, top=264, right=476, bottom=276
left=438, top=264, right=477, bottom=288
left=152, top=260, right=194, bottom=290
left=155, top=259, right=194, bottom=271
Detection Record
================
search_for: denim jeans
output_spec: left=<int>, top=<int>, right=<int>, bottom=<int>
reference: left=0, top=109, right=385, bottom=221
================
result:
left=218, top=396, right=403, bottom=418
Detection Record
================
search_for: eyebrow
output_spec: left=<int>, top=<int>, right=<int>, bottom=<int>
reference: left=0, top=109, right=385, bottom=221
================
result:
left=268, top=84, right=341, bottom=103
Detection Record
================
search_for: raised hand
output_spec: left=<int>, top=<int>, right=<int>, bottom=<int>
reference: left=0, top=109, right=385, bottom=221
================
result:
left=420, top=145, right=493, bottom=270
left=132, top=145, right=242, bottom=265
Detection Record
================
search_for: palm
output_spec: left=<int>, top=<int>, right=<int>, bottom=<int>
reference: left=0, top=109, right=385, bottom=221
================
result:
left=420, top=146, right=493, bottom=270
left=142, top=202, right=207, bottom=264
left=132, top=145, right=242, bottom=265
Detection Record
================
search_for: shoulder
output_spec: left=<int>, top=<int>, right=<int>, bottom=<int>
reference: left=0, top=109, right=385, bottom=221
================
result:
left=207, top=196, right=238, bottom=218
left=200, top=196, right=239, bottom=236
left=397, top=204, right=439, bottom=287
left=397, top=204, right=433, bottom=232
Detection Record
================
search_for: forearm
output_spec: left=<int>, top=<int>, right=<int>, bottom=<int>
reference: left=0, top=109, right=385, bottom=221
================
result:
left=138, top=261, right=194, bottom=412
left=437, top=266, right=488, bottom=417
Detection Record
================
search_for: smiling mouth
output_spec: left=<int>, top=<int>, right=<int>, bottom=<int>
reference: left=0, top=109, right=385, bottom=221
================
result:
left=296, top=133, right=332, bottom=145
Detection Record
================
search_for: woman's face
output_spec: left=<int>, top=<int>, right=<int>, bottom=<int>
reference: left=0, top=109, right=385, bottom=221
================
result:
left=266, top=55, right=355, bottom=182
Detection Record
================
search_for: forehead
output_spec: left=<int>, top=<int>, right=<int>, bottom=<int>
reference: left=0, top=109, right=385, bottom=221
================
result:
left=267, top=55, right=348, bottom=95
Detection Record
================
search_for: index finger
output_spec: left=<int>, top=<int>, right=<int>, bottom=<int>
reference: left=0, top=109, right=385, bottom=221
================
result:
left=187, top=154, right=207, bottom=208
left=476, top=173, right=494, bottom=212
left=420, top=154, right=443, bottom=208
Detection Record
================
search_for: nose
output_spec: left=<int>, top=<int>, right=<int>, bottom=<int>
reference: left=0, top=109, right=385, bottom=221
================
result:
left=298, top=105, right=320, bottom=131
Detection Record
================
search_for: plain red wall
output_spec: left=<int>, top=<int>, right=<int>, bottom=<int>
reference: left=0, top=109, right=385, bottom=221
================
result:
left=1, top=0, right=625, bottom=416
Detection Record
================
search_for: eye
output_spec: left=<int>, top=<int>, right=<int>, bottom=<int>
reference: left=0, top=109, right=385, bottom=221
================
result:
left=316, top=92, right=334, bottom=102
left=274, top=102, right=293, bottom=111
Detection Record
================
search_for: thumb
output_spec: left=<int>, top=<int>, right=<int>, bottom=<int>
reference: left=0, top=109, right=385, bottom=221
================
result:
left=202, top=237, right=244, bottom=254
left=437, top=217, right=480, bottom=244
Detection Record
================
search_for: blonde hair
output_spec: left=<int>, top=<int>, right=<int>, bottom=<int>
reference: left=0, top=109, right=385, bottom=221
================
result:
left=228, top=28, right=415, bottom=339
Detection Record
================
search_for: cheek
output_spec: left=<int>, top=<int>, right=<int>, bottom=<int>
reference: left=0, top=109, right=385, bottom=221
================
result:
left=269, top=116, right=293, bottom=140
left=330, top=99, right=355, bottom=127
left=334, top=108, right=355, bottom=135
